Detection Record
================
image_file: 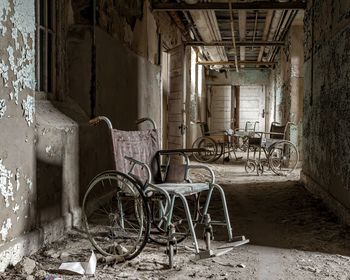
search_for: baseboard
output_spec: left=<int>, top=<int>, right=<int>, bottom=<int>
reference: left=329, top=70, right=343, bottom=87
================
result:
left=301, top=171, right=350, bottom=226
left=0, top=217, right=65, bottom=272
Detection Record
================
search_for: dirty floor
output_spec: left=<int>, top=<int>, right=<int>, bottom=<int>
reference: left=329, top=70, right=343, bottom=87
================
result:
left=2, top=158, right=350, bottom=280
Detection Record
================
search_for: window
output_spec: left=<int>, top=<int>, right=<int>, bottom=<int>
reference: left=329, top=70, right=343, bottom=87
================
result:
left=36, top=0, right=56, bottom=93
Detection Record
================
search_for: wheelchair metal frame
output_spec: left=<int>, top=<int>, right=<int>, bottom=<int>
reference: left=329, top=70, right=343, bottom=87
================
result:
left=245, top=122, right=299, bottom=176
left=82, top=116, right=249, bottom=268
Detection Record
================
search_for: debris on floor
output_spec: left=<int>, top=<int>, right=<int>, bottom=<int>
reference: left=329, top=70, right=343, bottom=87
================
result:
left=1, top=163, right=349, bottom=279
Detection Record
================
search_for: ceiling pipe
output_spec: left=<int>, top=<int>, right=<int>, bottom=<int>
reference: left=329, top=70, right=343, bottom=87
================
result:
left=238, top=10, right=246, bottom=67
left=186, top=40, right=285, bottom=46
left=261, top=10, right=283, bottom=62
left=152, top=2, right=307, bottom=11
left=257, top=10, right=273, bottom=64
left=267, top=10, right=291, bottom=62
left=229, top=0, right=239, bottom=72
left=197, top=60, right=275, bottom=66
left=270, top=10, right=298, bottom=62
left=187, top=0, right=228, bottom=67
left=252, top=11, right=259, bottom=50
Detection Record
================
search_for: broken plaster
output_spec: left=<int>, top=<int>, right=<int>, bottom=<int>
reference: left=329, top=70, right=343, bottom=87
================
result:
left=0, top=218, right=12, bottom=241
left=12, top=203, right=19, bottom=214
left=0, top=0, right=10, bottom=36
left=0, top=99, right=7, bottom=118
left=0, top=0, right=36, bottom=122
left=15, top=168, right=19, bottom=190
left=26, top=178, right=32, bottom=191
left=0, top=159, right=14, bottom=208
left=21, top=95, right=34, bottom=126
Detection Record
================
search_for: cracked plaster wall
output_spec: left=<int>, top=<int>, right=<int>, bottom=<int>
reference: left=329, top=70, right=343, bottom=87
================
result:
left=0, top=0, right=36, bottom=268
left=302, top=0, right=350, bottom=216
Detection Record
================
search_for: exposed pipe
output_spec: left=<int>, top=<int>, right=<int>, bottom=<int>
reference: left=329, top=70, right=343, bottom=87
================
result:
left=268, top=9, right=298, bottom=63
left=229, top=0, right=239, bottom=72
left=262, top=10, right=283, bottom=62
left=257, top=10, right=273, bottom=63
left=252, top=11, right=258, bottom=51
left=187, top=40, right=285, bottom=47
left=177, top=0, right=202, bottom=41
left=270, top=10, right=297, bottom=62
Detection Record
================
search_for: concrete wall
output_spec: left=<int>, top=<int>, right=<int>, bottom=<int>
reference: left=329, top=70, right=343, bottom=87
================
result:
left=301, top=0, right=350, bottom=225
left=0, top=0, right=183, bottom=271
left=0, top=0, right=37, bottom=270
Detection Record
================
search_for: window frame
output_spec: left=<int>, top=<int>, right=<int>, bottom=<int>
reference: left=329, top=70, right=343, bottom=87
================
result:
left=35, top=0, right=56, bottom=95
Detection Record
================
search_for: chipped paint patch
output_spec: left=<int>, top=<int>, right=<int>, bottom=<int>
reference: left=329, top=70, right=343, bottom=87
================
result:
left=0, top=159, right=14, bottom=208
left=15, top=168, right=20, bottom=190
left=26, top=178, right=32, bottom=191
left=21, top=95, right=34, bottom=126
left=12, top=203, right=19, bottom=213
left=0, top=0, right=10, bottom=36
left=0, top=218, right=12, bottom=241
left=45, top=146, right=52, bottom=154
left=0, top=61, right=9, bottom=85
left=0, top=99, right=6, bottom=118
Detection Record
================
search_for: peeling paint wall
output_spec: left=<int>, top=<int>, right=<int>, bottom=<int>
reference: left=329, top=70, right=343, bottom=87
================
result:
left=0, top=0, right=36, bottom=268
left=266, top=20, right=304, bottom=158
left=67, top=0, right=180, bottom=129
left=302, top=0, right=350, bottom=219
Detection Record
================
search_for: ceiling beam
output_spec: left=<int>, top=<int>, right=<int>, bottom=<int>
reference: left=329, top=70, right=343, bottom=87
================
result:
left=186, top=40, right=285, bottom=47
left=197, top=61, right=275, bottom=66
left=152, top=2, right=306, bottom=12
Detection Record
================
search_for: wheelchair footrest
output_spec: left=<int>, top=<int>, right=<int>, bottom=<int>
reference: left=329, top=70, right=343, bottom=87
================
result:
left=195, top=247, right=234, bottom=260
left=195, top=249, right=214, bottom=260
left=217, top=237, right=250, bottom=250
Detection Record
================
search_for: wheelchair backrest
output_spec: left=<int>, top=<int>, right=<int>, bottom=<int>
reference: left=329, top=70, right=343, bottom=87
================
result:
left=111, top=129, right=162, bottom=185
left=270, top=123, right=286, bottom=139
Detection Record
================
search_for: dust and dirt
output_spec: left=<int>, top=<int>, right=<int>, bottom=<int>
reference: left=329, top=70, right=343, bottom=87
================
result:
left=2, top=159, right=350, bottom=280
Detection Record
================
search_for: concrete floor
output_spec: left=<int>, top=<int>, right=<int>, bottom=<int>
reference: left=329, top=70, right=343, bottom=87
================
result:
left=2, top=159, right=350, bottom=280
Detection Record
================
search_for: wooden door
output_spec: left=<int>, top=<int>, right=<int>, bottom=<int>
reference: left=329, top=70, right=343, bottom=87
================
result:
left=167, top=45, right=186, bottom=149
left=239, top=86, right=265, bottom=131
left=210, top=85, right=232, bottom=131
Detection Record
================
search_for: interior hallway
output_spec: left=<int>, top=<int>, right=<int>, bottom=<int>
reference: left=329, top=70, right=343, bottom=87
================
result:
left=2, top=163, right=350, bottom=280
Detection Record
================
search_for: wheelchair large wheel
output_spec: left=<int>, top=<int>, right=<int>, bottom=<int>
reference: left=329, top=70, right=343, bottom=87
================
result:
left=82, top=171, right=150, bottom=261
left=149, top=194, right=200, bottom=246
left=192, top=137, right=219, bottom=163
left=268, top=140, right=299, bottom=176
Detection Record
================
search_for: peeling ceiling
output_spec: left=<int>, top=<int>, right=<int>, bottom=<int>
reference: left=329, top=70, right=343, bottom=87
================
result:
left=152, top=0, right=305, bottom=70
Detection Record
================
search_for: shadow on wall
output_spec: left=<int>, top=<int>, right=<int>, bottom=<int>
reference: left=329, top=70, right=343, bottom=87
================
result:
left=36, top=160, right=62, bottom=224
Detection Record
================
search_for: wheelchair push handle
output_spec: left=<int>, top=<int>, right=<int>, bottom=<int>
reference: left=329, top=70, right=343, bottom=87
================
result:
left=135, top=117, right=157, bottom=129
left=89, top=116, right=113, bottom=130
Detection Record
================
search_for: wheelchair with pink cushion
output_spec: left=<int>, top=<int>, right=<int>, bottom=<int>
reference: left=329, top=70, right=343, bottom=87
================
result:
left=82, top=116, right=249, bottom=268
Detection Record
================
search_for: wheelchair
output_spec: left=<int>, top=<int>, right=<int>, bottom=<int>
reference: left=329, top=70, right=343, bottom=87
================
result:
left=82, top=116, right=249, bottom=268
left=245, top=122, right=299, bottom=176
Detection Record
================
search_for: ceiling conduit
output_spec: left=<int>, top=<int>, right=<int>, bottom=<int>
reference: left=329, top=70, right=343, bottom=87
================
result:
left=184, top=0, right=228, bottom=69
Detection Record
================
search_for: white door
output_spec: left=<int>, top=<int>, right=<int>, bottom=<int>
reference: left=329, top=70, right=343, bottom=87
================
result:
left=167, top=45, right=186, bottom=149
left=210, top=86, right=232, bottom=132
left=239, top=86, right=265, bottom=131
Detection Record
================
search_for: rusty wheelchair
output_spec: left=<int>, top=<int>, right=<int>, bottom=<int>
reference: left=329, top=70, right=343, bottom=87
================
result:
left=82, top=116, right=249, bottom=268
left=245, top=122, right=299, bottom=176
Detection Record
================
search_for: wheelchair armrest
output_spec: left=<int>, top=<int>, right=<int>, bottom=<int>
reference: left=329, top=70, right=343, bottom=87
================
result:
left=187, top=164, right=215, bottom=184
left=124, top=156, right=152, bottom=184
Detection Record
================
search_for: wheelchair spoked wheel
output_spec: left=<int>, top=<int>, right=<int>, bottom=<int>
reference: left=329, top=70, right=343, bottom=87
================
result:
left=149, top=194, right=200, bottom=246
left=245, top=160, right=256, bottom=173
left=82, top=171, right=150, bottom=261
left=192, top=137, right=219, bottom=163
left=268, top=140, right=299, bottom=176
